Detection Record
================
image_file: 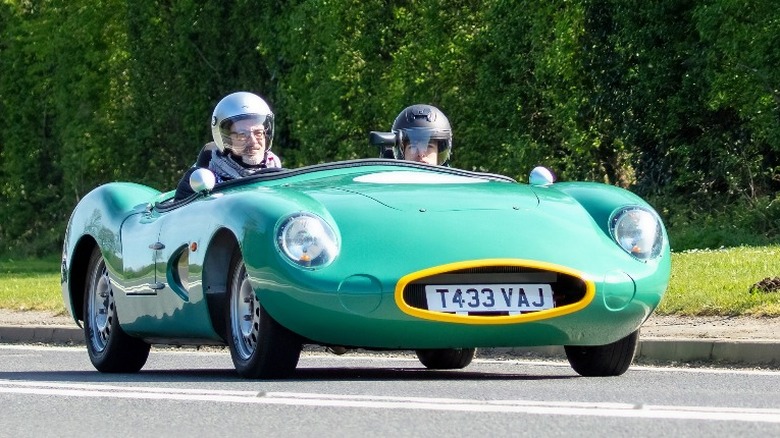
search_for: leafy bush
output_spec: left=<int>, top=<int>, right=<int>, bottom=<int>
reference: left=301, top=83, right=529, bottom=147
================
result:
left=653, top=193, right=780, bottom=251
left=1, top=0, right=778, bottom=256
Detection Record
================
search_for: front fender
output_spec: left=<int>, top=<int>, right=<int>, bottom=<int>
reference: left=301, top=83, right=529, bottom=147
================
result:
left=547, top=182, right=661, bottom=237
left=61, top=182, right=160, bottom=321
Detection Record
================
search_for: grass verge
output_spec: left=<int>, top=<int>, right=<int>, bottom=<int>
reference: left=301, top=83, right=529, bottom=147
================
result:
left=1, top=246, right=779, bottom=316
left=0, top=258, right=65, bottom=313
left=657, top=245, right=780, bottom=316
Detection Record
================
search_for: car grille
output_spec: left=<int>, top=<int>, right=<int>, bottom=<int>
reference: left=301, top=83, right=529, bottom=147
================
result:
left=401, top=265, right=588, bottom=317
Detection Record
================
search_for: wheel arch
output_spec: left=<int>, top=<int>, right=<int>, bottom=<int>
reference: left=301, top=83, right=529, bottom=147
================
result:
left=202, top=227, right=239, bottom=342
left=67, top=235, right=99, bottom=323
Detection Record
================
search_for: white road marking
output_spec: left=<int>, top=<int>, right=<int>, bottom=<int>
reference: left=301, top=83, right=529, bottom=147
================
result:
left=0, top=379, right=778, bottom=423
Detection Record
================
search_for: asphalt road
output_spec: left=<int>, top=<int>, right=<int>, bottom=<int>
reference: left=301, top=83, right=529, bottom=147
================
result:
left=4, top=310, right=780, bottom=367
left=1, top=345, right=779, bottom=437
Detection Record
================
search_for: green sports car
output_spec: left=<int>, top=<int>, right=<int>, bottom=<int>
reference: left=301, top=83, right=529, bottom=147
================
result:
left=60, top=159, right=670, bottom=378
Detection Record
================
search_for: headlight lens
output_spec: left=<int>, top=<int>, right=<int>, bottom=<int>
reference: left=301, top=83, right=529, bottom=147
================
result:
left=277, top=213, right=339, bottom=268
left=610, top=207, right=663, bottom=261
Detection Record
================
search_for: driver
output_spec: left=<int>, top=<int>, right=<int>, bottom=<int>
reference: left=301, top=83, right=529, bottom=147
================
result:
left=390, top=104, right=453, bottom=166
left=174, top=91, right=281, bottom=200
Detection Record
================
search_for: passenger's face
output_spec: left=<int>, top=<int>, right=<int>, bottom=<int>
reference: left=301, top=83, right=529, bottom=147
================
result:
left=404, top=142, right=438, bottom=165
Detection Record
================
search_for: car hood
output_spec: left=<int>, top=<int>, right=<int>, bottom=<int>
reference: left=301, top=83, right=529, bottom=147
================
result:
left=262, top=168, right=617, bottom=266
left=210, top=164, right=663, bottom=296
left=328, top=170, right=540, bottom=212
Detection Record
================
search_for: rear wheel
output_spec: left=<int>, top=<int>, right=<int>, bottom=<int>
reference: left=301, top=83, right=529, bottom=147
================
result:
left=226, top=249, right=302, bottom=379
left=564, top=330, right=639, bottom=377
left=83, top=247, right=150, bottom=373
left=415, top=348, right=476, bottom=370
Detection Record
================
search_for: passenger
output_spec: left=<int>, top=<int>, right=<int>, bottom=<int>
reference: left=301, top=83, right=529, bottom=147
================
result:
left=174, top=91, right=281, bottom=200
left=390, top=104, right=453, bottom=166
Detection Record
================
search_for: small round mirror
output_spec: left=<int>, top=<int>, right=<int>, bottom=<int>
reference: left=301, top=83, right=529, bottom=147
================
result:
left=189, top=168, right=216, bottom=193
left=529, top=166, right=555, bottom=186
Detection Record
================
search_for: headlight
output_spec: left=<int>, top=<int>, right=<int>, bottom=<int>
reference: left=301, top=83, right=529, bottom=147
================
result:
left=277, top=213, right=339, bottom=268
left=610, top=207, right=663, bottom=261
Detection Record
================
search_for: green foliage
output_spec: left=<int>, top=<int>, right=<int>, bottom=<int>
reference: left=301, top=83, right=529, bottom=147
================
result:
left=653, top=192, right=780, bottom=251
left=696, top=1, right=780, bottom=147
left=0, top=0, right=66, bottom=255
left=1, top=0, right=779, bottom=256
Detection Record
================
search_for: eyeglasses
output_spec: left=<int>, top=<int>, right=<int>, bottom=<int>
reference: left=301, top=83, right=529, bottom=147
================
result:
left=230, top=128, right=266, bottom=144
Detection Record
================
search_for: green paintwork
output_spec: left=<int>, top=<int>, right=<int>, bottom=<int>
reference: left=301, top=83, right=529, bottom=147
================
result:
left=62, top=160, right=670, bottom=348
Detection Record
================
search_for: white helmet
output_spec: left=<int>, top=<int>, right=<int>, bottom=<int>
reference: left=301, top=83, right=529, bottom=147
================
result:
left=210, top=91, right=274, bottom=153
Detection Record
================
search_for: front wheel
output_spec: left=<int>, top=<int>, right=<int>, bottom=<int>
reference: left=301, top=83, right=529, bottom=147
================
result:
left=83, top=247, right=150, bottom=373
left=564, top=330, right=639, bottom=377
left=226, top=249, right=302, bottom=379
left=415, top=348, right=476, bottom=370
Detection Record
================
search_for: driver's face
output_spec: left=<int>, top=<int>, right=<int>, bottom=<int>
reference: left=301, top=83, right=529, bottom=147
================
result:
left=403, top=141, right=438, bottom=165
left=229, top=118, right=267, bottom=161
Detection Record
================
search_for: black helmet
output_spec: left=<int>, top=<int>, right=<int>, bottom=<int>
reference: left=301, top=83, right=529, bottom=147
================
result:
left=391, top=104, right=452, bottom=165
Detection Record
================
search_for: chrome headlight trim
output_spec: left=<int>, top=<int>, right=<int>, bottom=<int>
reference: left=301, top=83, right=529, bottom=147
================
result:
left=609, top=206, right=664, bottom=261
left=276, top=212, right=340, bottom=269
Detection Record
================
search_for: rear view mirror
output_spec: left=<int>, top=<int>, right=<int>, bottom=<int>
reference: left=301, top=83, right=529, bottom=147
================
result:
left=369, top=131, right=396, bottom=159
left=369, top=131, right=395, bottom=146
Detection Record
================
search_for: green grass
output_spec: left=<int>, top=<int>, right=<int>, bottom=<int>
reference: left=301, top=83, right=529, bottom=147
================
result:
left=658, top=245, right=780, bottom=316
left=0, top=258, right=65, bottom=313
left=1, top=246, right=779, bottom=316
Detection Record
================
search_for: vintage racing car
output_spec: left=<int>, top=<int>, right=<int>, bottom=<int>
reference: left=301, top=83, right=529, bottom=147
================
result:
left=61, top=159, right=670, bottom=378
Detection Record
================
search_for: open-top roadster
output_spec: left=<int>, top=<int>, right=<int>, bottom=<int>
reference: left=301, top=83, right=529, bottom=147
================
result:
left=61, top=159, right=670, bottom=378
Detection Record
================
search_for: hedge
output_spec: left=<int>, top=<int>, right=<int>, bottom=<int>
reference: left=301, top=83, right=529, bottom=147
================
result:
left=1, top=0, right=778, bottom=256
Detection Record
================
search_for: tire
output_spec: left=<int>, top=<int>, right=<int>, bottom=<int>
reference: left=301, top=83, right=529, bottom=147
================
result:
left=415, top=348, right=476, bottom=370
left=226, top=249, right=302, bottom=379
left=83, top=247, right=150, bottom=373
left=564, top=330, right=639, bottom=377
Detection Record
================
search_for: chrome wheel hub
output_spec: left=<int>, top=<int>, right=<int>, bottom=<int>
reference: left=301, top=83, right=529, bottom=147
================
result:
left=89, top=262, right=113, bottom=352
left=231, top=267, right=260, bottom=360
